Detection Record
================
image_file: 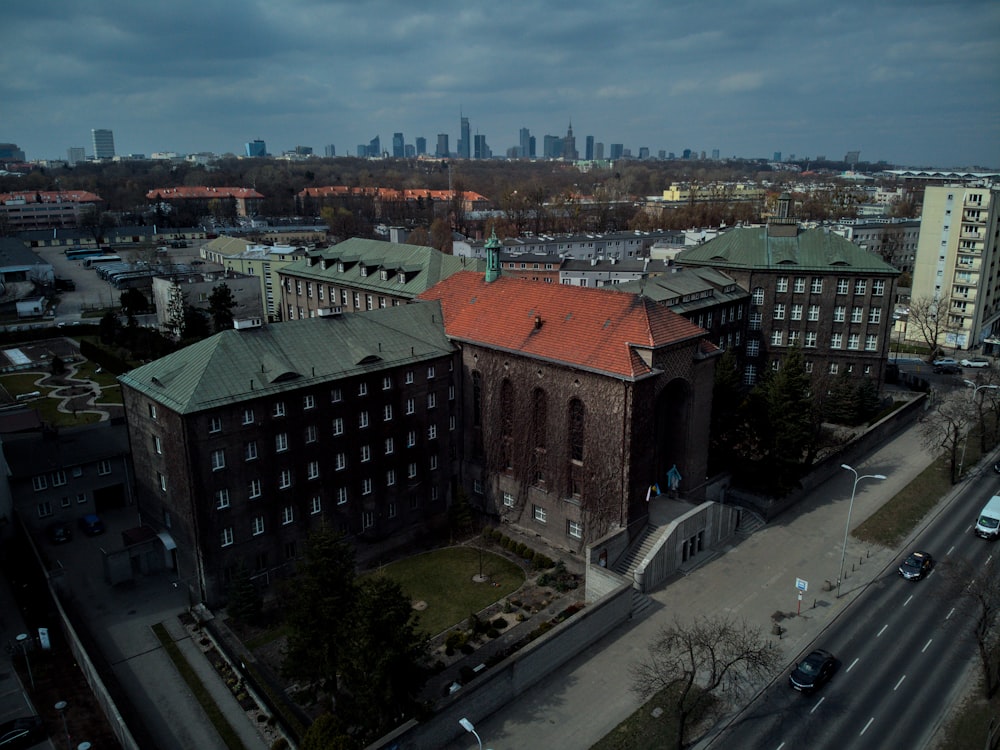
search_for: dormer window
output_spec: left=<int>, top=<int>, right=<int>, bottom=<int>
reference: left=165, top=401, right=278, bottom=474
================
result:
left=380, top=269, right=389, bottom=281
left=360, top=265, right=368, bottom=277
left=337, top=262, right=345, bottom=273
left=398, top=272, right=407, bottom=284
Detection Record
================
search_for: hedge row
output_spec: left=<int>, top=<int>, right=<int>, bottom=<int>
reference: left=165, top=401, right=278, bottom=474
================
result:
left=480, top=527, right=556, bottom=570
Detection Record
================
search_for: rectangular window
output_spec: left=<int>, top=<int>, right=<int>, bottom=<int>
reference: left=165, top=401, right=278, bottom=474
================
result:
left=252, top=516, right=265, bottom=536
left=308, top=460, right=320, bottom=479
left=837, top=278, right=849, bottom=294
left=743, top=365, right=757, bottom=386
left=752, top=288, right=764, bottom=305
left=805, top=332, right=817, bottom=348
left=473, top=479, right=484, bottom=494
left=790, top=304, right=802, bottom=321
left=154, top=435, right=162, bottom=454
left=746, top=340, right=760, bottom=357
left=221, top=528, right=234, bottom=547
left=249, top=478, right=262, bottom=498
left=854, top=279, right=867, bottom=295
left=829, top=362, right=840, bottom=374
left=383, top=404, right=393, bottom=421
left=848, top=333, right=861, bottom=350
left=834, top=305, right=846, bottom=323
left=503, top=492, right=515, bottom=507
left=407, top=430, right=416, bottom=448
left=303, top=394, right=315, bottom=410
left=873, top=279, right=885, bottom=296
left=282, top=506, right=294, bottom=525
left=387, top=469, right=396, bottom=487
left=272, top=401, right=286, bottom=417
left=383, top=376, right=392, bottom=390
left=148, top=403, right=158, bottom=420
left=215, top=489, right=230, bottom=509
left=448, top=385, right=455, bottom=401
left=363, top=511, right=374, bottom=529
left=385, top=437, right=394, bottom=454
left=408, top=462, right=418, bottom=479
left=361, top=445, right=371, bottom=462
left=771, top=330, right=784, bottom=346
left=97, top=459, right=111, bottom=476
left=60, top=496, right=71, bottom=508
left=211, top=450, right=225, bottom=471
left=788, top=331, right=800, bottom=346
left=793, top=277, right=806, bottom=293
left=333, top=417, right=344, bottom=436
left=362, top=478, right=373, bottom=495
left=868, top=308, right=882, bottom=324
left=305, top=424, right=318, bottom=443
left=851, top=307, right=863, bottom=323
left=533, top=505, right=547, bottom=523
left=568, top=520, right=583, bottom=539
left=749, top=312, right=762, bottom=331
left=427, top=393, right=437, bottom=409
left=312, top=496, right=323, bottom=514
left=831, top=333, right=843, bottom=349
left=430, top=455, right=438, bottom=470
left=336, top=452, right=347, bottom=470
left=776, top=276, right=788, bottom=293
left=337, top=487, right=348, bottom=505
left=275, top=433, right=289, bottom=452
left=388, top=502, right=397, bottom=518
left=158, top=472, right=167, bottom=491
left=245, top=441, right=258, bottom=461
left=427, top=365, right=436, bottom=379
left=808, top=305, right=820, bottom=322
left=279, top=469, right=292, bottom=489
left=405, top=370, right=414, bottom=384
left=810, top=277, right=823, bottom=294
left=209, top=416, right=222, bottom=433
left=32, top=475, right=47, bottom=492
left=358, top=382, right=368, bottom=396
left=428, top=424, right=438, bottom=440
left=406, top=398, right=415, bottom=415
left=242, top=408, right=254, bottom=425
left=865, top=334, right=878, bottom=351
left=331, top=388, right=343, bottom=403
left=773, top=304, right=785, bottom=320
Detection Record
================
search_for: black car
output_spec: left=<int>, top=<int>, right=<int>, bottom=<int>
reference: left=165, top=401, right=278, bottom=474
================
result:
left=898, top=550, right=933, bottom=580
left=45, top=521, right=72, bottom=544
left=789, top=649, right=836, bottom=692
left=933, top=364, right=961, bottom=374
left=0, top=715, right=45, bottom=749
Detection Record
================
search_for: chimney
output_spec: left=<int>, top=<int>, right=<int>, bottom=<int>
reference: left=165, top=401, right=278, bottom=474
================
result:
left=534, top=315, right=542, bottom=330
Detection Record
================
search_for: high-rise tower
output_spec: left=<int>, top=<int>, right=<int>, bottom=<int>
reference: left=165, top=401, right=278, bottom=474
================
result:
left=92, top=129, right=115, bottom=159
left=459, top=115, right=471, bottom=159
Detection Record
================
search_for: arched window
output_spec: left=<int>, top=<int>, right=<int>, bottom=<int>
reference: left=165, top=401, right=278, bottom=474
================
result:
left=472, top=371, right=482, bottom=427
left=568, top=398, right=585, bottom=462
left=532, top=388, right=547, bottom=449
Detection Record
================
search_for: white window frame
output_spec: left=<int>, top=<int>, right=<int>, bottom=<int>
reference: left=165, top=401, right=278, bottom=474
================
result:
left=308, top=460, right=320, bottom=480
left=221, top=527, right=234, bottom=547
left=272, top=401, right=286, bottom=417
left=249, top=478, right=262, bottom=498
left=282, top=506, right=294, bottom=525
left=211, top=450, right=225, bottom=471
left=311, top=496, right=322, bottom=514
left=533, top=505, right=547, bottom=523
left=275, top=433, right=289, bottom=452
left=252, top=516, right=265, bottom=536
left=209, top=416, right=222, bottom=433
left=279, top=469, right=292, bottom=489
left=333, top=417, right=344, bottom=436
left=215, top=489, right=230, bottom=509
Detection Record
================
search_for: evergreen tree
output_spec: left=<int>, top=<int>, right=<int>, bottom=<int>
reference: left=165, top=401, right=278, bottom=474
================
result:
left=708, top=349, right=744, bottom=474
left=208, top=283, right=237, bottom=333
left=226, top=564, right=262, bottom=624
left=181, top=305, right=210, bottom=341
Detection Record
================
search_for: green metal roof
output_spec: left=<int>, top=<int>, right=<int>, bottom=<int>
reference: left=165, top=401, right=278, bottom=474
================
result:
left=119, top=301, right=453, bottom=414
left=281, top=237, right=485, bottom=296
left=675, top=226, right=901, bottom=275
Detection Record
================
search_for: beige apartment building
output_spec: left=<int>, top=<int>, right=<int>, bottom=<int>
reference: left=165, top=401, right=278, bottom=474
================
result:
left=910, top=185, right=1000, bottom=351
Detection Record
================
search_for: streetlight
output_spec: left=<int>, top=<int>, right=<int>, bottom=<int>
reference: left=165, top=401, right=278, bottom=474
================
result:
left=55, top=701, right=70, bottom=750
left=459, top=717, right=486, bottom=750
left=15, top=633, right=34, bottom=689
left=958, top=381, right=999, bottom=477
left=838, top=464, right=886, bottom=598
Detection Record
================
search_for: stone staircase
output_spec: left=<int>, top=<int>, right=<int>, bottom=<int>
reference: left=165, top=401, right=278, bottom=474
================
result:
left=735, top=508, right=766, bottom=538
left=613, top=524, right=662, bottom=579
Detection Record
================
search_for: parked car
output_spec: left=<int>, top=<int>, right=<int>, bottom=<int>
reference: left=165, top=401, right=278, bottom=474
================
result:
left=932, top=357, right=959, bottom=367
left=78, top=513, right=106, bottom=536
left=0, top=715, right=45, bottom=749
left=789, top=649, right=837, bottom=692
left=961, top=357, right=990, bottom=368
left=934, top=364, right=961, bottom=374
left=898, top=550, right=934, bottom=580
left=45, top=521, right=72, bottom=544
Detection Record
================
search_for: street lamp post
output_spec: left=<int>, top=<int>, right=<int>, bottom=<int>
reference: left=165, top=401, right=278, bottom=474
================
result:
left=55, top=701, right=70, bottom=750
left=838, top=464, right=887, bottom=598
left=15, top=633, right=34, bottom=689
left=459, top=717, right=486, bottom=750
left=958, top=380, right=999, bottom=477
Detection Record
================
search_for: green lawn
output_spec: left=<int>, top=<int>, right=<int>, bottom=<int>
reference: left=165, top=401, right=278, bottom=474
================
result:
left=366, top=546, right=526, bottom=638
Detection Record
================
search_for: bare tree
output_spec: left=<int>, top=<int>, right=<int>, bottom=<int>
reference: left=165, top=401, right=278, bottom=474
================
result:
left=908, top=296, right=961, bottom=358
left=943, top=558, right=1000, bottom=700
left=631, top=615, right=779, bottom=750
left=920, top=390, right=975, bottom=483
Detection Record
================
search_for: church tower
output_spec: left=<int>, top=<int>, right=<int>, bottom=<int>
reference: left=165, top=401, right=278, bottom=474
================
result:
left=484, top=229, right=502, bottom=283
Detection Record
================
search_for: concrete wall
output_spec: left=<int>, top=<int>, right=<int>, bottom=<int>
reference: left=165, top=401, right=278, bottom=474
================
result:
left=368, top=581, right=634, bottom=750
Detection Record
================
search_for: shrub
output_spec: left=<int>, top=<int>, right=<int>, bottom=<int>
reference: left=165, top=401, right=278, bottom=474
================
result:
left=445, top=630, right=465, bottom=651
left=516, top=542, right=529, bottom=557
left=460, top=643, right=475, bottom=655
left=487, top=628, right=500, bottom=639
left=491, top=617, right=508, bottom=629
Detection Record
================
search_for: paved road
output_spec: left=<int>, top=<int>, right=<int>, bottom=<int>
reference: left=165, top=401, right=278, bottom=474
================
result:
left=448, top=415, right=947, bottom=750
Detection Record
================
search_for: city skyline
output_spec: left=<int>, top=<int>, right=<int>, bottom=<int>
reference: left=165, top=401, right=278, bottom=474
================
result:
left=3, top=1, right=999, bottom=169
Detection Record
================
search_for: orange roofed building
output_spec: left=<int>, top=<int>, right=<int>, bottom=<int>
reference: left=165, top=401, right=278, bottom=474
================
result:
left=297, top=186, right=490, bottom=217
left=419, top=232, right=721, bottom=550
left=146, top=186, right=265, bottom=217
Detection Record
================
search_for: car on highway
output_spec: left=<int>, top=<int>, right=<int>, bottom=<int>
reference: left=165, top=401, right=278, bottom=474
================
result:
left=0, top=715, right=45, bottom=749
left=78, top=513, right=106, bottom=536
left=788, top=649, right=836, bottom=692
left=932, top=357, right=959, bottom=367
left=933, top=363, right=961, bottom=374
left=961, top=357, right=990, bottom=368
left=898, top=550, right=934, bottom=580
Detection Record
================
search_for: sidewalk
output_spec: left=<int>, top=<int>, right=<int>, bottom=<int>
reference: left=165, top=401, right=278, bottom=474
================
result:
left=450, top=417, right=944, bottom=750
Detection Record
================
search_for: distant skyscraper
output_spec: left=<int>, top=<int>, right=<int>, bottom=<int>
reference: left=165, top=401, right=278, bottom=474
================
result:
left=773, top=151, right=782, bottom=162
left=473, top=134, right=490, bottom=160
left=595, top=142, right=604, bottom=160
left=561, top=122, right=577, bottom=160
left=543, top=135, right=561, bottom=159
left=357, top=144, right=367, bottom=157
left=67, top=147, right=86, bottom=165
left=405, top=145, right=416, bottom=158
left=459, top=116, right=471, bottom=159
left=245, top=139, right=266, bottom=157
left=638, top=147, right=650, bottom=160
left=682, top=148, right=692, bottom=159
left=519, top=128, right=531, bottom=158
left=0, top=143, right=26, bottom=161
left=368, top=136, right=381, bottom=157
left=609, top=143, right=624, bottom=160
left=415, top=137, right=426, bottom=155
left=529, top=136, right=536, bottom=159
left=585, top=135, right=594, bottom=161
left=658, top=150, right=666, bottom=160
left=92, top=129, right=116, bottom=159
left=436, top=134, right=449, bottom=157
left=711, top=149, right=720, bottom=160
left=845, top=150, right=861, bottom=166
left=392, top=132, right=404, bottom=158
left=324, top=144, right=336, bottom=157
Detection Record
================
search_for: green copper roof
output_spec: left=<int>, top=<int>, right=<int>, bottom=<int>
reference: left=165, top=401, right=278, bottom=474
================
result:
left=281, top=237, right=485, bottom=296
left=675, top=226, right=901, bottom=275
left=119, top=301, right=453, bottom=414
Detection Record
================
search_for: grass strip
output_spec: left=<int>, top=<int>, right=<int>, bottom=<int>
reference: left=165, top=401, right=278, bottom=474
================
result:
left=151, top=622, right=248, bottom=750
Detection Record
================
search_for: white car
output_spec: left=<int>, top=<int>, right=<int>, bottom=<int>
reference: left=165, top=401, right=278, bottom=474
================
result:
left=961, top=357, right=991, bottom=368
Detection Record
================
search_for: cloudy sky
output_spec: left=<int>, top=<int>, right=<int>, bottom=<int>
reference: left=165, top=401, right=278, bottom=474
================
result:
left=4, top=0, right=998, bottom=168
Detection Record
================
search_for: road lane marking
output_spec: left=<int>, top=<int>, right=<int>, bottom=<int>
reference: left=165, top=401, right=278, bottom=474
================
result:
left=810, top=696, right=825, bottom=714
left=877, top=624, right=888, bottom=637
left=988, top=555, right=994, bottom=567
left=904, top=594, right=914, bottom=607
left=847, top=657, right=860, bottom=673
left=894, top=675, right=906, bottom=691
left=946, top=607, right=955, bottom=620
left=922, top=639, right=933, bottom=653
left=947, top=545, right=955, bottom=556
left=775, top=743, right=785, bottom=750
left=860, top=717, right=875, bottom=736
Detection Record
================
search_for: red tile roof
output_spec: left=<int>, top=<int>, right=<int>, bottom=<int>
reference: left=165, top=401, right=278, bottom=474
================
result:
left=298, top=186, right=489, bottom=203
left=0, top=190, right=102, bottom=204
left=419, top=272, right=709, bottom=379
left=145, top=186, right=264, bottom=200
